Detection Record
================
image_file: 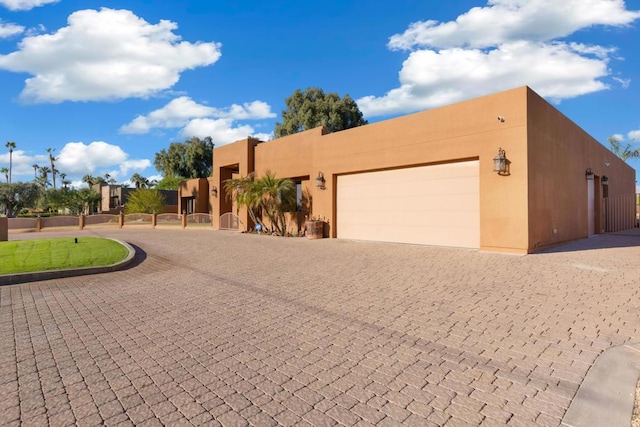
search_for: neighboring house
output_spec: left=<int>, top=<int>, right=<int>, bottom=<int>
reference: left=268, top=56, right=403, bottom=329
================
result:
left=178, top=178, right=209, bottom=215
left=94, top=184, right=178, bottom=214
left=179, top=86, right=636, bottom=254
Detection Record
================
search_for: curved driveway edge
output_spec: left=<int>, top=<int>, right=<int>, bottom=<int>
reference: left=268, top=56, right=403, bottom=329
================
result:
left=0, top=238, right=136, bottom=286
left=562, top=343, right=640, bottom=427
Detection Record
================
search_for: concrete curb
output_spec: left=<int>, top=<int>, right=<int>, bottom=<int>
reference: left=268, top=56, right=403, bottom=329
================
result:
left=0, top=238, right=136, bottom=286
left=562, top=343, right=640, bottom=427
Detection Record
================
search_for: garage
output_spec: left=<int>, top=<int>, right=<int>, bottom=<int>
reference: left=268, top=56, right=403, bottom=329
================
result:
left=336, top=160, right=480, bottom=248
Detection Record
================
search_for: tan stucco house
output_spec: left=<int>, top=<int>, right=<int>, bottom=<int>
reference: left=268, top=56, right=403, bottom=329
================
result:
left=179, top=86, right=636, bottom=254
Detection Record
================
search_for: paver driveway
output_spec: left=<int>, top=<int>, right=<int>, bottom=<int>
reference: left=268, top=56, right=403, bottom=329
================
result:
left=1, top=228, right=639, bottom=426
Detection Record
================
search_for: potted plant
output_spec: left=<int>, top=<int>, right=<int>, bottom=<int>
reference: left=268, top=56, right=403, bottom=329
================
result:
left=305, top=215, right=326, bottom=239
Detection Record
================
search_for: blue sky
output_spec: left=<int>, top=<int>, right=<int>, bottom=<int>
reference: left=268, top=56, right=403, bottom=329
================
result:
left=1, top=0, right=639, bottom=188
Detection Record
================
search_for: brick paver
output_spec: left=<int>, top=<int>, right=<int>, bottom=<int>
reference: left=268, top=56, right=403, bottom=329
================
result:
left=1, top=228, right=639, bottom=426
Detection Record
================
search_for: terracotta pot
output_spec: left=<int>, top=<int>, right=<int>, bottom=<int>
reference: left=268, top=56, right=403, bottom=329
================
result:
left=305, top=221, right=325, bottom=239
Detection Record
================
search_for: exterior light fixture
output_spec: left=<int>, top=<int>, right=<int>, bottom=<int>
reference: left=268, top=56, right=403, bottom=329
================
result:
left=315, top=172, right=326, bottom=190
left=602, top=176, right=609, bottom=186
left=493, top=148, right=507, bottom=174
left=586, top=168, right=594, bottom=180
left=211, top=186, right=218, bottom=197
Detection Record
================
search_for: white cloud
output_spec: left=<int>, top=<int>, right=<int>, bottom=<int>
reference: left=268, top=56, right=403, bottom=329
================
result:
left=628, top=130, right=640, bottom=140
left=0, top=21, right=24, bottom=38
left=120, top=96, right=216, bottom=134
left=388, top=0, right=640, bottom=50
left=0, top=0, right=58, bottom=11
left=0, top=8, right=221, bottom=103
left=0, top=150, right=48, bottom=177
left=359, top=0, right=639, bottom=117
left=56, top=141, right=151, bottom=180
left=181, top=118, right=271, bottom=144
left=359, top=41, right=610, bottom=117
left=120, top=96, right=275, bottom=145
left=216, top=101, right=276, bottom=120
left=609, top=131, right=640, bottom=142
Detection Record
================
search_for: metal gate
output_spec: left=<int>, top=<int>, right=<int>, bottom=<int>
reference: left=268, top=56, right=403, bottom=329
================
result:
left=602, top=194, right=636, bottom=232
left=219, top=212, right=240, bottom=230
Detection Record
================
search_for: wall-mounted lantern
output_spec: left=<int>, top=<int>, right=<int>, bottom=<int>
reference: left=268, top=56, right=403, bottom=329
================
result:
left=586, top=168, right=594, bottom=180
left=315, top=172, right=326, bottom=190
left=601, top=176, right=609, bottom=186
left=211, top=186, right=218, bottom=197
left=493, top=148, right=508, bottom=175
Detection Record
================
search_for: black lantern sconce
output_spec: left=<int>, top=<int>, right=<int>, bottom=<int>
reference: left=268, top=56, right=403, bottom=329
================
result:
left=315, top=172, right=326, bottom=190
left=585, top=168, right=594, bottom=180
left=493, top=148, right=509, bottom=175
left=211, top=186, right=218, bottom=197
left=601, top=176, right=609, bottom=186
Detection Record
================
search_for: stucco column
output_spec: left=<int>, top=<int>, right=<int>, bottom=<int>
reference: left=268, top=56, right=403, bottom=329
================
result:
left=79, top=214, right=85, bottom=230
left=0, top=217, right=7, bottom=241
left=152, top=212, right=157, bottom=228
left=118, top=213, right=124, bottom=229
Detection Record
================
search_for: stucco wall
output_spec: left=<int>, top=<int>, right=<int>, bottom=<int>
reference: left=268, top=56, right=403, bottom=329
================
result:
left=210, top=138, right=258, bottom=230
left=210, top=86, right=633, bottom=253
left=526, top=89, right=635, bottom=251
left=249, top=87, right=531, bottom=252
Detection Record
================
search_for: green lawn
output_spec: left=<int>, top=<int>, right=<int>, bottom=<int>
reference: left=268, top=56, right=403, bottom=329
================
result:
left=0, top=237, right=129, bottom=275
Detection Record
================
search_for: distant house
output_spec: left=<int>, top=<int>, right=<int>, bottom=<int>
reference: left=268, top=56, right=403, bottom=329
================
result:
left=178, top=178, right=209, bottom=215
left=179, top=86, right=636, bottom=254
left=93, top=184, right=178, bottom=214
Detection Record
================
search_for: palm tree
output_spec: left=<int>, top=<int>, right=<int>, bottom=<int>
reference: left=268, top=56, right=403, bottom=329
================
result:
left=46, top=148, right=57, bottom=188
left=130, top=173, right=150, bottom=189
left=5, top=141, right=16, bottom=183
left=224, top=173, right=263, bottom=230
left=59, top=172, right=69, bottom=188
left=1, top=167, right=8, bottom=183
left=104, top=173, right=117, bottom=185
left=223, top=171, right=295, bottom=235
left=256, top=171, right=295, bottom=235
left=82, top=174, right=106, bottom=188
left=38, top=166, right=51, bottom=189
left=607, top=136, right=640, bottom=162
left=32, top=164, right=39, bottom=179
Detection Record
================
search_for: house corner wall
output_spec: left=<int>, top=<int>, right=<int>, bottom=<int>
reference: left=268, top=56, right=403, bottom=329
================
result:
left=526, top=88, right=635, bottom=252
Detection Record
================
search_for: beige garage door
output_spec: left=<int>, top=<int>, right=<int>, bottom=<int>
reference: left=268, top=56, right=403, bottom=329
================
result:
left=336, top=161, right=480, bottom=248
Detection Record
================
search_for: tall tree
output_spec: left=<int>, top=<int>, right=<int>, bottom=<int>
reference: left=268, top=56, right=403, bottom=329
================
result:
left=46, top=187, right=101, bottom=215
left=154, top=137, right=214, bottom=178
left=274, top=88, right=368, bottom=138
left=607, top=136, right=640, bottom=162
left=46, top=147, right=57, bottom=188
left=155, top=175, right=186, bottom=190
left=0, top=182, right=39, bottom=217
left=32, top=164, right=39, bottom=179
left=5, top=141, right=16, bottom=183
left=1, top=167, right=8, bottom=183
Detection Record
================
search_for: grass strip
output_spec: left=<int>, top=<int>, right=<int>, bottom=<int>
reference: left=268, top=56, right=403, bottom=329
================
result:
left=0, top=237, right=128, bottom=274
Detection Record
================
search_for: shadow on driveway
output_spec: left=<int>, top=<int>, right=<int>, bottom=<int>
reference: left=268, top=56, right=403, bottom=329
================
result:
left=539, top=228, right=640, bottom=253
